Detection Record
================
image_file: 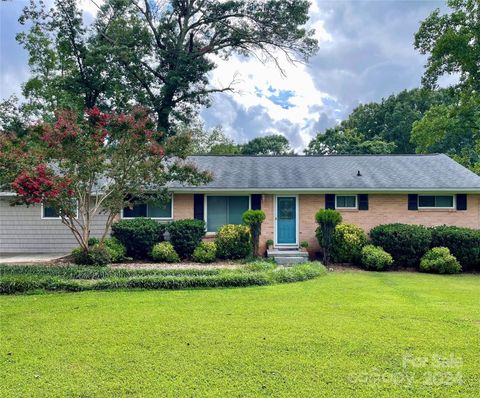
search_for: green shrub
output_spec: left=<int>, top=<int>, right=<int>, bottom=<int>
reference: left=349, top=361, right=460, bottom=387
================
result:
left=300, top=241, right=309, bottom=249
left=369, top=224, right=432, bottom=267
left=151, top=242, right=180, bottom=263
left=420, top=247, right=461, bottom=274
left=315, top=209, right=342, bottom=265
left=330, top=223, right=367, bottom=263
left=111, top=218, right=166, bottom=259
left=71, top=245, right=111, bottom=266
left=192, top=242, right=217, bottom=263
left=242, top=210, right=266, bottom=256
left=240, top=260, right=277, bottom=272
left=167, top=219, right=206, bottom=259
left=103, top=237, right=127, bottom=263
left=215, top=224, right=252, bottom=259
left=88, top=237, right=100, bottom=246
left=430, top=226, right=480, bottom=271
left=361, top=245, right=393, bottom=271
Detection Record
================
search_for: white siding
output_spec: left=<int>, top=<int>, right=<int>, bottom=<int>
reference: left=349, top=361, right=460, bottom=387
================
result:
left=0, top=198, right=111, bottom=253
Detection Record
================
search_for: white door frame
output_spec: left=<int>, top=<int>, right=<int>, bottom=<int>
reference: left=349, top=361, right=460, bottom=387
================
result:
left=274, top=194, right=299, bottom=247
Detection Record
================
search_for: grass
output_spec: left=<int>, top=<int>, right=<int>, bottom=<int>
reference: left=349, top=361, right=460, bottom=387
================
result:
left=0, top=271, right=479, bottom=397
left=0, top=261, right=326, bottom=294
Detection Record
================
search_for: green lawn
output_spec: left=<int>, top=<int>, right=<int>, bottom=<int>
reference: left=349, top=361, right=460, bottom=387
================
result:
left=0, top=272, right=478, bottom=397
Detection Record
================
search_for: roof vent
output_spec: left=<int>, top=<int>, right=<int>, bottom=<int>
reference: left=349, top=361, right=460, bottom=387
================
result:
left=357, top=170, right=362, bottom=177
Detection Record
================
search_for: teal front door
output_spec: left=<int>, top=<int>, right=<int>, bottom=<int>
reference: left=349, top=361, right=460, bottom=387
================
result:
left=276, top=196, right=297, bottom=245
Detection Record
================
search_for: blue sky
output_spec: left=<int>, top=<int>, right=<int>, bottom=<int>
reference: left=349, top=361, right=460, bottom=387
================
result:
left=0, top=0, right=448, bottom=150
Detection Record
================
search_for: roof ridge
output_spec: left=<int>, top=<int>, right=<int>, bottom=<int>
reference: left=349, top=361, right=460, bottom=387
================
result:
left=188, top=153, right=442, bottom=158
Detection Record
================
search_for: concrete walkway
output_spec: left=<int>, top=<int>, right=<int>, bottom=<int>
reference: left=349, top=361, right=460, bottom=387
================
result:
left=0, top=253, right=68, bottom=264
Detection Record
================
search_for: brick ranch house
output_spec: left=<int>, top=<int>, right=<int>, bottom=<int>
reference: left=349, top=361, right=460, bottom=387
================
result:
left=1, top=154, right=480, bottom=255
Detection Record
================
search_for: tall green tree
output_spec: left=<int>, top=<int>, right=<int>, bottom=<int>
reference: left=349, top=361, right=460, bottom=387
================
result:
left=304, top=127, right=396, bottom=155
left=241, top=134, right=293, bottom=155
left=413, top=0, right=480, bottom=174
left=414, top=0, right=480, bottom=91
left=17, top=0, right=318, bottom=135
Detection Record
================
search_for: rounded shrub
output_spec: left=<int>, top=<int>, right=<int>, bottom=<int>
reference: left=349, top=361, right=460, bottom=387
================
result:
left=420, top=247, right=461, bottom=274
left=430, top=225, right=480, bottom=271
left=71, top=245, right=111, bottom=266
left=361, top=245, right=393, bottom=271
left=369, top=223, right=432, bottom=267
left=215, top=224, right=251, bottom=259
left=167, top=219, right=206, bottom=259
left=111, top=218, right=166, bottom=259
left=330, top=223, right=367, bottom=263
left=192, top=241, right=217, bottom=263
left=103, top=237, right=127, bottom=263
left=151, top=242, right=180, bottom=263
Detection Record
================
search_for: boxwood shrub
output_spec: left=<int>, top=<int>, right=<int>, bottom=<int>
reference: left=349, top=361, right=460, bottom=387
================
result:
left=420, top=247, right=461, bottom=274
left=430, top=225, right=480, bottom=271
left=369, top=223, right=432, bottom=267
left=330, top=223, right=367, bottom=264
left=192, top=242, right=217, bottom=263
left=215, top=224, right=251, bottom=259
left=151, top=242, right=180, bottom=263
left=361, top=244, right=393, bottom=271
left=111, top=218, right=166, bottom=259
left=167, top=219, right=206, bottom=259
left=71, top=245, right=111, bottom=266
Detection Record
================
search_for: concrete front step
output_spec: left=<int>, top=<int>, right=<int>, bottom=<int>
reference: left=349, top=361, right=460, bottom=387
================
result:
left=274, top=256, right=308, bottom=266
left=267, top=250, right=309, bottom=258
left=267, top=249, right=309, bottom=266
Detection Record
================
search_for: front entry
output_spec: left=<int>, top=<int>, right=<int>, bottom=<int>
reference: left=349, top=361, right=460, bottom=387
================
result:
left=275, top=196, right=298, bottom=246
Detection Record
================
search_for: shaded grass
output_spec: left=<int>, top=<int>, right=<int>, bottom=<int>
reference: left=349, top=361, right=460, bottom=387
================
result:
left=0, top=272, right=478, bottom=397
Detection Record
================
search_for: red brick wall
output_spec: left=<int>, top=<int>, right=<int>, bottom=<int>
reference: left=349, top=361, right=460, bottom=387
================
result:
left=174, top=193, right=480, bottom=256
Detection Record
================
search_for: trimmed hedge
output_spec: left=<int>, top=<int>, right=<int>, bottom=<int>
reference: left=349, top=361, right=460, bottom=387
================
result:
left=361, top=245, right=393, bottom=271
left=430, top=226, right=480, bottom=271
left=192, top=242, right=217, bottom=263
left=369, top=223, right=432, bottom=267
left=111, top=218, right=166, bottom=259
left=215, top=224, right=252, bottom=259
left=0, top=262, right=327, bottom=294
left=420, top=247, right=461, bottom=274
left=71, top=245, right=111, bottom=266
left=151, top=242, right=180, bottom=263
left=330, top=223, right=367, bottom=263
left=167, top=219, right=206, bottom=259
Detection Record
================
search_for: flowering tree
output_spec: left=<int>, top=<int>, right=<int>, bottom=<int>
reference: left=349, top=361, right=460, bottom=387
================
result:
left=0, top=107, right=211, bottom=251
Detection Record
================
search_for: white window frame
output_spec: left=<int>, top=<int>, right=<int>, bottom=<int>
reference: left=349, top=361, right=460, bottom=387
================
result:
left=418, top=195, right=455, bottom=210
left=204, top=194, right=251, bottom=234
left=41, top=201, right=79, bottom=220
left=335, top=195, right=358, bottom=210
left=121, top=195, right=174, bottom=220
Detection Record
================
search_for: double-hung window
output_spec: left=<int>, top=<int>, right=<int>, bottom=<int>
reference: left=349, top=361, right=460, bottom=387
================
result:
left=206, top=196, right=250, bottom=233
left=41, top=201, right=78, bottom=219
left=122, top=198, right=173, bottom=219
left=418, top=195, right=454, bottom=209
left=335, top=195, right=357, bottom=209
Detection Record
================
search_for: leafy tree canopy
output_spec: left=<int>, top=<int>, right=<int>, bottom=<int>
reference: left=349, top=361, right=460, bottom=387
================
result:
left=17, top=0, right=318, bottom=135
left=241, top=134, right=293, bottom=155
left=414, top=0, right=480, bottom=91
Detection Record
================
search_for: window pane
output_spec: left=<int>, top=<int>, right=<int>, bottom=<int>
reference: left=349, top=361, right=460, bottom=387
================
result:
left=227, top=196, right=249, bottom=225
left=123, top=203, right=147, bottom=218
left=336, top=195, right=356, bottom=208
left=43, top=206, right=59, bottom=218
left=147, top=200, right=172, bottom=218
left=418, top=196, right=435, bottom=207
left=207, top=196, right=227, bottom=232
left=436, top=196, right=453, bottom=208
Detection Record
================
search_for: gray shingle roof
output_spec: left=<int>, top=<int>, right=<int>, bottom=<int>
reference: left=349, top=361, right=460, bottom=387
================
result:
left=170, top=154, right=480, bottom=192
